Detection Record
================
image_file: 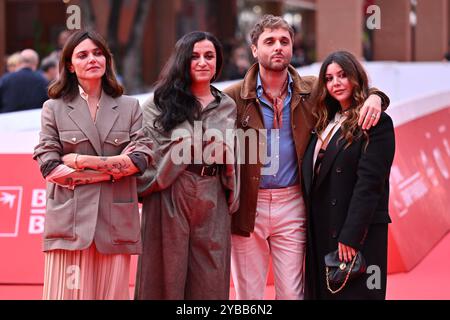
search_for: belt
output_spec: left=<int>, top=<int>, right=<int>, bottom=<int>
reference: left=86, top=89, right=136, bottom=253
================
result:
left=186, top=164, right=219, bottom=176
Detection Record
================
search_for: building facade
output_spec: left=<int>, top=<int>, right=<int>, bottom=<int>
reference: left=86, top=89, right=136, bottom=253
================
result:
left=0, top=0, right=449, bottom=91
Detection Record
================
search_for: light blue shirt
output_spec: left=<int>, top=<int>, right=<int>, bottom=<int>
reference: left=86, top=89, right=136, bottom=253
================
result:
left=256, top=73, right=300, bottom=189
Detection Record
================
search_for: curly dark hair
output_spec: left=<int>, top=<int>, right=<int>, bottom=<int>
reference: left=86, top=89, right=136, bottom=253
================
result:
left=153, top=31, right=223, bottom=132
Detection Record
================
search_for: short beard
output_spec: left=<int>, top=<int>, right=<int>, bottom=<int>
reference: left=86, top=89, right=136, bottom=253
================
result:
left=259, top=59, right=290, bottom=72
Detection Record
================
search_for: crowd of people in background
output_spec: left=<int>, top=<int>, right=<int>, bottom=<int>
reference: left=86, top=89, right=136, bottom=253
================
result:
left=0, top=29, right=312, bottom=114
left=0, top=30, right=73, bottom=114
left=0, top=49, right=50, bottom=113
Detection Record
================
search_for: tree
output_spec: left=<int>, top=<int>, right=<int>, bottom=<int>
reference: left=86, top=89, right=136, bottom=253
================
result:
left=80, top=0, right=152, bottom=94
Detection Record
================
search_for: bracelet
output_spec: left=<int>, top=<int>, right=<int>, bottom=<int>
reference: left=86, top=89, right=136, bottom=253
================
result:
left=74, top=154, right=79, bottom=170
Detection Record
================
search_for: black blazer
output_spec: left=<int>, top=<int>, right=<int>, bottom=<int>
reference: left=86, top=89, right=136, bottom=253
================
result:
left=301, top=112, right=395, bottom=250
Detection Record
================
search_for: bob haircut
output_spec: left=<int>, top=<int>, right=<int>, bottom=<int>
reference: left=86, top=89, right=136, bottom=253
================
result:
left=48, top=30, right=123, bottom=101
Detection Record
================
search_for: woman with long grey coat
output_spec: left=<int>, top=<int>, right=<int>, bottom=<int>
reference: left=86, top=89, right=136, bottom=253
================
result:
left=134, top=31, right=239, bottom=300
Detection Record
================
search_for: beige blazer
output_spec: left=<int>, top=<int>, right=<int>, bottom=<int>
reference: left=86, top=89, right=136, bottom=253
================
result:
left=33, top=92, right=153, bottom=254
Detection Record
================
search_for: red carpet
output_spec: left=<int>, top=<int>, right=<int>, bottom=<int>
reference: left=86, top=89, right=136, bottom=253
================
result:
left=385, top=231, right=450, bottom=300
left=1, top=232, right=449, bottom=300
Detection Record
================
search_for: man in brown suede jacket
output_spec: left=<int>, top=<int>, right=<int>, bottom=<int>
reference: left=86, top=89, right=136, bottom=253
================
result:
left=224, top=14, right=389, bottom=300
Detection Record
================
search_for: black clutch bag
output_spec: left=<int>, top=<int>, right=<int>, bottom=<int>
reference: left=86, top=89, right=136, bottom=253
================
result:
left=324, top=249, right=367, bottom=294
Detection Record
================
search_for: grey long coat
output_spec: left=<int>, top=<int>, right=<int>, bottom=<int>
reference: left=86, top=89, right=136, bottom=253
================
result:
left=135, top=88, right=239, bottom=299
left=136, top=90, right=239, bottom=209
left=33, top=93, right=153, bottom=254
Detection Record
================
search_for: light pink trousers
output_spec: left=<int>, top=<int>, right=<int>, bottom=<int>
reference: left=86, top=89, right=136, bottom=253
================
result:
left=231, top=185, right=307, bottom=300
left=43, top=244, right=131, bottom=300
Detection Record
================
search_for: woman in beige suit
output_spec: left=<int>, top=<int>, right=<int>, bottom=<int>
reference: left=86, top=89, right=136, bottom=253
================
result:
left=33, top=30, right=153, bottom=300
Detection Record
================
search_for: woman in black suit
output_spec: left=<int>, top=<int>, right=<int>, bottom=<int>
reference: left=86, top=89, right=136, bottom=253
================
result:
left=302, top=51, right=395, bottom=299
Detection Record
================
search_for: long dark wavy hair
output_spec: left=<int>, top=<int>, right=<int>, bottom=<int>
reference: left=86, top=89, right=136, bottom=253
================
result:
left=153, top=31, right=223, bottom=132
left=312, top=50, right=370, bottom=149
left=48, top=30, right=123, bottom=101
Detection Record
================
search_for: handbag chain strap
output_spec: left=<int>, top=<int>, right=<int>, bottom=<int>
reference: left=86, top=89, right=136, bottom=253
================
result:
left=325, top=252, right=359, bottom=294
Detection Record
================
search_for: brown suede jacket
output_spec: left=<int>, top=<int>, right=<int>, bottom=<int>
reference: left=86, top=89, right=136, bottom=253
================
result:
left=224, top=63, right=389, bottom=237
